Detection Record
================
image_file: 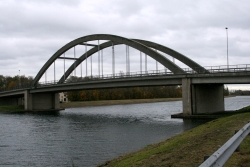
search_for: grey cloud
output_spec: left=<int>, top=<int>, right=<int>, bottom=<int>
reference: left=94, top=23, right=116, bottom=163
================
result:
left=0, top=0, right=250, bottom=91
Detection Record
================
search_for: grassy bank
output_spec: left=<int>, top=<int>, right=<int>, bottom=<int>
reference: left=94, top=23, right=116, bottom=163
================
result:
left=97, top=106, right=250, bottom=167
left=60, top=98, right=182, bottom=108
left=0, top=105, right=24, bottom=113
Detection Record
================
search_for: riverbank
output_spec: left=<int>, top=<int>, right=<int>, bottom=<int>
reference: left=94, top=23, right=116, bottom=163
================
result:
left=60, top=98, right=182, bottom=108
left=0, top=106, right=61, bottom=114
left=1, top=99, right=181, bottom=113
left=0, top=105, right=25, bottom=113
left=97, top=106, right=250, bottom=167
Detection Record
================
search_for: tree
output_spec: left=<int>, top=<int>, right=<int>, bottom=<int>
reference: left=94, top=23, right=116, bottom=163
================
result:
left=224, top=86, right=229, bottom=96
left=8, top=81, right=16, bottom=88
left=67, top=86, right=183, bottom=102
left=0, top=75, right=34, bottom=90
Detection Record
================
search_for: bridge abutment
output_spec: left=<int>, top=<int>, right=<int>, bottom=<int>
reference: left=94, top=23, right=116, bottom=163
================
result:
left=182, top=78, right=224, bottom=115
left=25, top=90, right=60, bottom=111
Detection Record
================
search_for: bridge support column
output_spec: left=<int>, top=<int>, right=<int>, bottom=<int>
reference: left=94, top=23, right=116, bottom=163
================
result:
left=182, top=78, right=192, bottom=115
left=25, top=90, right=60, bottom=111
left=182, top=78, right=224, bottom=115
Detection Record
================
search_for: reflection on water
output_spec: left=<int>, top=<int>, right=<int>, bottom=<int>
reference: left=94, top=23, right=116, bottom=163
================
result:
left=0, top=96, right=249, bottom=167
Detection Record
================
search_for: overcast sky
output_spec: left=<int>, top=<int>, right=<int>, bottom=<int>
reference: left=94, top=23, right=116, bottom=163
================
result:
left=0, top=0, right=250, bottom=90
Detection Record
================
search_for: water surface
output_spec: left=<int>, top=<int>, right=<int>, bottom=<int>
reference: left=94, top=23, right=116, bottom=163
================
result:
left=0, top=96, right=249, bottom=166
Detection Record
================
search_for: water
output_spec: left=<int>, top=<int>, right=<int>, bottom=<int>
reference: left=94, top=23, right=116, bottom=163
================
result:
left=0, top=96, right=249, bottom=167
left=225, top=96, right=250, bottom=110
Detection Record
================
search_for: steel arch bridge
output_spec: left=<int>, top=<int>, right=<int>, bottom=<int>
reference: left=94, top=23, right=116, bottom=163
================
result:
left=32, top=34, right=206, bottom=87
left=1, top=34, right=250, bottom=114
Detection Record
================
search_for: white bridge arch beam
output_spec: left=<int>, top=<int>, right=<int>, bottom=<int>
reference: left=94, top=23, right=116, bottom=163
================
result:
left=33, top=34, right=186, bottom=86
left=57, top=39, right=208, bottom=84
left=57, top=40, right=185, bottom=84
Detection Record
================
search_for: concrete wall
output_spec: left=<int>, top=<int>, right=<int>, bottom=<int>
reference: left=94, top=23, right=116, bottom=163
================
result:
left=182, top=78, right=192, bottom=115
left=24, top=90, right=60, bottom=111
left=182, top=78, right=224, bottom=115
left=32, top=93, right=53, bottom=110
left=192, top=84, right=224, bottom=114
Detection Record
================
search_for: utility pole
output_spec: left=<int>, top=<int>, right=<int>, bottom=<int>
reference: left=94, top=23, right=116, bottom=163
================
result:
left=19, top=70, right=20, bottom=87
left=225, top=27, right=229, bottom=70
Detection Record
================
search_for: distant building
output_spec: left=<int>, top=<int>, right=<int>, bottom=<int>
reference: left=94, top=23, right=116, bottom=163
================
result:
left=59, top=92, right=68, bottom=103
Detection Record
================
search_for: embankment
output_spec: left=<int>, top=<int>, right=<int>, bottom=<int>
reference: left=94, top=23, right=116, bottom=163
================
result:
left=0, top=105, right=25, bottom=113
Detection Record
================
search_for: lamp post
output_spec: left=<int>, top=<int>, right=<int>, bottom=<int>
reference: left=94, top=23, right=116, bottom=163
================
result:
left=225, top=27, right=229, bottom=70
left=19, top=70, right=20, bottom=87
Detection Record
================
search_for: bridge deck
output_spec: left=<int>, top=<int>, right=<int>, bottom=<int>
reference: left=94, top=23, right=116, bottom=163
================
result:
left=1, top=71, right=250, bottom=97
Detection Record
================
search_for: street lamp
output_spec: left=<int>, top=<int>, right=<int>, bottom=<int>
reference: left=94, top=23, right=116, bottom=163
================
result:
left=19, top=70, right=20, bottom=87
left=225, top=27, right=229, bottom=70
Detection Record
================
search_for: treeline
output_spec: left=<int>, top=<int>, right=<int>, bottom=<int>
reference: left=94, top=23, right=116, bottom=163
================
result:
left=66, top=76, right=231, bottom=101
left=65, top=76, right=182, bottom=101
left=0, top=75, right=33, bottom=90
left=230, top=90, right=250, bottom=95
left=67, top=86, right=182, bottom=101
left=224, top=86, right=229, bottom=96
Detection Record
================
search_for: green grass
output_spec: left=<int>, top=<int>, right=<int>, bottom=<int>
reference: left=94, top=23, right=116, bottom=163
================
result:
left=237, top=105, right=250, bottom=112
left=0, top=105, right=25, bottom=113
left=97, top=106, right=250, bottom=167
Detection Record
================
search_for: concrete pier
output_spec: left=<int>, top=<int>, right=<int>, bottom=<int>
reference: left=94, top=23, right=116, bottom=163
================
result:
left=25, top=90, right=60, bottom=111
left=182, top=78, right=224, bottom=115
left=0, top=91, right=60, bottom=112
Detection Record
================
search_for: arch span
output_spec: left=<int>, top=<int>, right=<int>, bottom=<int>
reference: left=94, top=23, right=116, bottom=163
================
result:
left=33, top=34, right=186, bottom=86
left=133, top=39, right=207, bottom=72
left=58, top=39, right=207, bottom=83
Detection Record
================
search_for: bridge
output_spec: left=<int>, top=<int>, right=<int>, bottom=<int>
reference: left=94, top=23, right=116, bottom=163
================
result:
left=0, top=34, right=250, bottom=115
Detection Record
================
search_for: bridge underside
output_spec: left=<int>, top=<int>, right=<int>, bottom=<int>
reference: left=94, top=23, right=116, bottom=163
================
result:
left=182, top=78, right=224, bottom=115
left=0, top=96, right=23, bottom=106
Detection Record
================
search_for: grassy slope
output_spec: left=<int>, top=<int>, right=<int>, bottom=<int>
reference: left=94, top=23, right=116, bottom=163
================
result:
left=98, top=107, right=250, bottom=167
left=0, top=105, right=24, bottom=112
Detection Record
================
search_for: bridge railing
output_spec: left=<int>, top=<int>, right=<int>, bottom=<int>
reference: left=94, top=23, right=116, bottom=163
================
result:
left=36, top=64, right=250, bottom=87
left=0, top=84, right=32, bottom=92
left=37, top=69, right=175, bottom=87
left=184, top=64, right=250, bottom=74
left=1, top=64, right=250, bottom=91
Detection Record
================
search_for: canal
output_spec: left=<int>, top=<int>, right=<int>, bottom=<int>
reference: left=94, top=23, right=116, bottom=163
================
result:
left=0, top=96, right=249, bottom=166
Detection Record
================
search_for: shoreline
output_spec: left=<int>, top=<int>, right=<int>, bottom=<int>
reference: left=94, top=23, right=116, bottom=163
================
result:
left=60, top=96, right=235, bottom=109
left=0, top=98, right=181, bottom=113
left=0, top=96, right=235, bottom=112
left=60, top=98, right=182, bottom=108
